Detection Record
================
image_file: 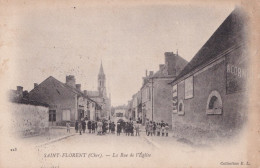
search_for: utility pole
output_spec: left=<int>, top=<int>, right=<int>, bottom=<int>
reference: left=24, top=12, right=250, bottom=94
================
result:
left=152, top=77, right=154, bottom=122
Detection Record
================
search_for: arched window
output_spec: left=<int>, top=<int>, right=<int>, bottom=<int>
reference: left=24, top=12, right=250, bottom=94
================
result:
left=206, top=90, right=223, bottom=115
left=178, top=99, right=184, bottom=115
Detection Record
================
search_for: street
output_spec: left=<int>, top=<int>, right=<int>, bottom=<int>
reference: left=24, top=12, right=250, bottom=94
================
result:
left=25, top=129, right=247, bottom=168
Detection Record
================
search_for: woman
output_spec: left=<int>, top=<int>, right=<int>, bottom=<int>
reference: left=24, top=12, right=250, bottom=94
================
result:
left=78, top=122, right=82, bottom=135
left=97, top=120, right=103, bottom=135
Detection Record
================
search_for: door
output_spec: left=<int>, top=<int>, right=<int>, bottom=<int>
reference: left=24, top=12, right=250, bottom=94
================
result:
left=49, top=110, right=56, bottom=126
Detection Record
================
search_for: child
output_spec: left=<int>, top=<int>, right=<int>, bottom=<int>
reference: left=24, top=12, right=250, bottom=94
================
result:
left=161, top=123, right=165, bottom=136
left=156, top=123, right=161, bottom=136
left=66, top=121, right=70, bottom=133
left=165, top=123, right=169, bottom=137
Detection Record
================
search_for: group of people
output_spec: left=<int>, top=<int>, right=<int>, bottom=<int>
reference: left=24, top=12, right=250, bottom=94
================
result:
left=116, top=121, right=141, bottom=136
left=74, top=120, right=87, bottom=135
left=66, top=119, right=170, bottom=137
left=145, top=120, right=169, bottom=137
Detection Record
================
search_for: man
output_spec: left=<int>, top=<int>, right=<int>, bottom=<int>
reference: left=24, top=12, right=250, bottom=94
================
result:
left=82, top=120, right=86, bottom=133
left=75, top=120, right=79, bottom=133
left=87, top=120, right=92, bottom=133
left=117, top=122, right=121, bottom=136
left=91, top=121, right=96, bottom=133
left=135, top=121, right=140, bottom=136
left=78, top=122, right=82, bottom=135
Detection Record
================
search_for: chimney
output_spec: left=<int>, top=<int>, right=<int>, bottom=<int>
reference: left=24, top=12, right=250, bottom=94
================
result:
left=17, top=86, right=23, bottom=96
left=34, top=83, right=38, bottom=88
left=66, top=75, right=76, bottom=88
left=149, top=71, right=154, bottom=76
left=164, top=52, right=176, bottom=76
left=76, top=84, right=81, bottom=91
left=84, top=90, right=88, bottom=96
left=145, top=70, right=148, bottom=77
left=159, top=64, right=164, bottom=70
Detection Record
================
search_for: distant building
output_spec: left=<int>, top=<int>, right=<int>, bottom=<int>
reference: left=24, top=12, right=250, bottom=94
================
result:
left=140, top=52, right=188, bottom=126
left=28, top=76, right=100, bottom=126
left=169, top=8, right=248, bottom=140
left=112, top=106, right=128, bottom=123
left=86, top=62, right=111, bottom=120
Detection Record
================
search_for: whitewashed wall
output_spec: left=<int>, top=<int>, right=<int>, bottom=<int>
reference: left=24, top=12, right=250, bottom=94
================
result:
left=10, top=103, right=49, bottom=137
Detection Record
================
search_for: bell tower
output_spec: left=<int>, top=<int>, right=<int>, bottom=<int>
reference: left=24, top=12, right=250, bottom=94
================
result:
left=98, top=62, right=106, bottom=97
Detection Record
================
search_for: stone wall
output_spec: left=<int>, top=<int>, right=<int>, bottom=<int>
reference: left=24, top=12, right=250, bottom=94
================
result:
left=10, top=103, right=49, bottom=137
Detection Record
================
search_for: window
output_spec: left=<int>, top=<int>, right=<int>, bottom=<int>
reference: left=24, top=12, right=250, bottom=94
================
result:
left=178, top=99, right=184, bottom=115
left=206, top=91, right=223, bottom=115
left=49, top=110, right=56, bottom=122
left=184, top=76, right=194, bottom=99
left=62, top=109, right=71, bottom=121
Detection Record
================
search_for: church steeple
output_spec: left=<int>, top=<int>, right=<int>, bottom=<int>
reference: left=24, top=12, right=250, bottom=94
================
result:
left=98, top=62, right=106, bottom=97
left=99, top=61, right=105, bottom=76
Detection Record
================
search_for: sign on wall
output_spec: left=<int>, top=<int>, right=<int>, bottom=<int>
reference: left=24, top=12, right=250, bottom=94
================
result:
left=226, top=46, right=247, bottom=94
left=172, top=85, right=178, bottom=113
left=185, top=76, right=193, bottom=99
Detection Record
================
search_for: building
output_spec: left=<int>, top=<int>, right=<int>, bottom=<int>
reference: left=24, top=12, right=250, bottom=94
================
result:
left=140, top=52, right=187, bottom=126
left=9, top=86, right=49, bottom=137
left=169, top=8, right=248, bottom=141
left=112, top=105, right=128, bottom=123
left=28, top=76, right=100, bottom=126
left=86, top=62, right=111, bottom=120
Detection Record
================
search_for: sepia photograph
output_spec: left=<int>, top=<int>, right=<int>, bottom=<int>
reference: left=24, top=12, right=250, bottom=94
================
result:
left=0, top=0, right=259, bottom=167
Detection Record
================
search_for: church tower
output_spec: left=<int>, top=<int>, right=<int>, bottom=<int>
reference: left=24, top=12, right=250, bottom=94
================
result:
left=98, top=62, right=107, bottom=97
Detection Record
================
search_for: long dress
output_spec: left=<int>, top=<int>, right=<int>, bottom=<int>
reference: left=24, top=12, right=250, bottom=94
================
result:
left=97, top=121, right=103, bottom=133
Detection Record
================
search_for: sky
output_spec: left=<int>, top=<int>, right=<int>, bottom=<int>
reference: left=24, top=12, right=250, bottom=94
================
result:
left=1, top=1, right=235, bottom=106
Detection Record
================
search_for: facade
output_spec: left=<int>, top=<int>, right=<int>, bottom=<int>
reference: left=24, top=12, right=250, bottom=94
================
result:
left=28, top=76, right=100, bottom=126
left=112, top=105, right=128, bottom=123
left=87, top=63, right=111, bottom=120
left=140, top=52, right=188, bottom=126
left=170, top=8, right=248, bottom=141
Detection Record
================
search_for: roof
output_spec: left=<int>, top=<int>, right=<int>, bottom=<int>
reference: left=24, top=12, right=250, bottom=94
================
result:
left=87, top=91, right=100, bottom=97
left=170, top=8, right=246, bottom=84
left=30, top=76, right=98, bottom=104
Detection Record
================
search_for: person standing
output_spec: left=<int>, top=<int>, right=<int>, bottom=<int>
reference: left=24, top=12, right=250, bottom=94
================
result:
left=145, top=121, right=149, bottom=136
left=66, top=121, right=70, bottom=133
left=156, top=123, right=161, bottom=136
left=87, top=120, right=92, bottom=133
left=75, top=120, right=79, bottom=133
left=117, top=122, right=121, bottom=136
left=161, top=123, right=165, bottom=136
left=165, top=123, right=169, bottom=137
left=153, top=122, right=156, bottom=136
left=97, top=120, right=103, bottom=135
left=82, top=120, right=87, bottom=133
left=111, top=122, right=115, bottom=134
left=135, top=121, right=140, bottom=136
left=91, top=121, right=96, bottom=133
left=148, top=121, right=153, bottom=136
left=78, top=122, right=82, bottom=135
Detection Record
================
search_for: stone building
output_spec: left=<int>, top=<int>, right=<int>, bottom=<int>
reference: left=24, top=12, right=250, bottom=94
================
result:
left=86, top=62, right=111, bottom=120
left=28, top=76, right=100, bottom=126
left=140, top=52, right=188, bottom=126
left=169, top=8, right=248, bottom=141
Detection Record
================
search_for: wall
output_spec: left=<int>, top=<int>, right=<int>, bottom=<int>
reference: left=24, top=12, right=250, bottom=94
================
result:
left=172, top=54, right=247, bottom=142
left=153, top=78, right=173, bottom=126
left=10, top=103, right=49, bottom=137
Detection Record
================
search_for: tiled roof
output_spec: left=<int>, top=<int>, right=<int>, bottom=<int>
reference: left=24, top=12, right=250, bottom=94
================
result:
left=32, top=76, right=98, bottom=104
left=170, top=8, right=246, bottom=84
